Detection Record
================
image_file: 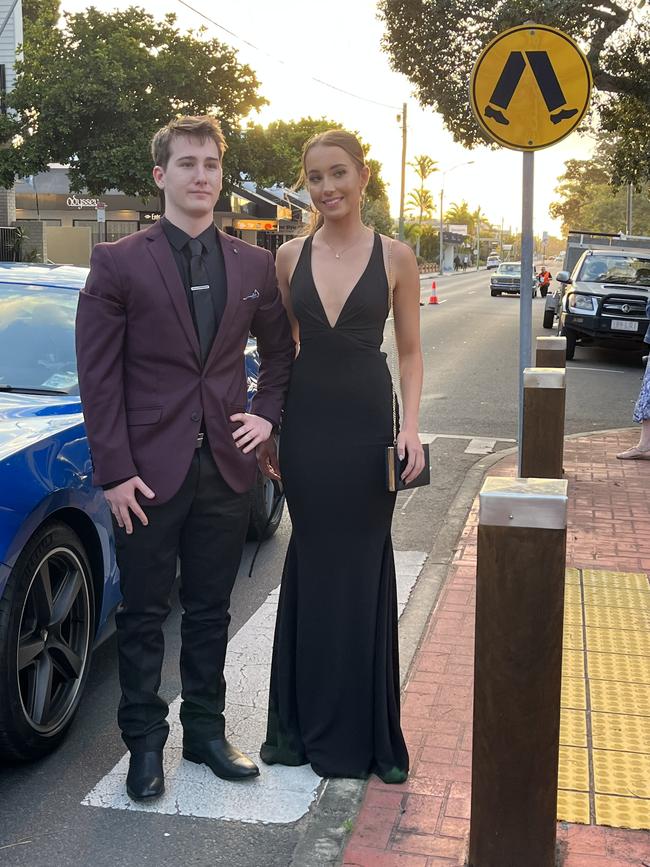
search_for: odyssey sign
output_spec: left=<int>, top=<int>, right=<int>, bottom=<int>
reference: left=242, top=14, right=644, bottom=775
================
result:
left=66, top=195, right=107, bottom=210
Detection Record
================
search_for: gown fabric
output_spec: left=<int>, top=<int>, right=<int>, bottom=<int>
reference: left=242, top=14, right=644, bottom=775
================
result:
left=260, top=232, right=409, bottom=784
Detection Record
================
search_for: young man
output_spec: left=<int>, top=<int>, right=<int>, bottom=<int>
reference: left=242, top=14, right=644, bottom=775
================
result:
left=75, top=116, right=293, bottom=800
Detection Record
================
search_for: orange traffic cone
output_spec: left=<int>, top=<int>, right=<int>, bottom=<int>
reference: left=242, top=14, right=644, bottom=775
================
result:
left=428, top=280, right=439, bottom=305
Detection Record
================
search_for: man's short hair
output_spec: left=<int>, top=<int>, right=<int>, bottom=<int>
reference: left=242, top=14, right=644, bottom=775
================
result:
left=151, top=116, right=227, bottom=168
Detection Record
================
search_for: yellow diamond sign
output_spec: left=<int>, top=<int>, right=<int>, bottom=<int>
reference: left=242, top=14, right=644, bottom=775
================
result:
left=470, top=24, right=592, bottom=151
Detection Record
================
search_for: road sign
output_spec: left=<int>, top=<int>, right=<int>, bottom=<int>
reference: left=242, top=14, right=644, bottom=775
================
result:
left=470, top=23, right=592, bottom=151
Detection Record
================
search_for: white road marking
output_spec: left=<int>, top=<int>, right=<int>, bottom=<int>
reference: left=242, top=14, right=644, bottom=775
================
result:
left=464, top=437, right=498, bottom=455
left=419, top=432, right=516, bottom=445
left=567, top=366, right=627, bottom=374
left=82, top=551, right=428, bottom=824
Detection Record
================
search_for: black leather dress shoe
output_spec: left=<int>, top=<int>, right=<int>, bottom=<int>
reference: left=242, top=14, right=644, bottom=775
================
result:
left=126, top=750, right=165, bottom=800
left=183, top=738, right=259, bottom=780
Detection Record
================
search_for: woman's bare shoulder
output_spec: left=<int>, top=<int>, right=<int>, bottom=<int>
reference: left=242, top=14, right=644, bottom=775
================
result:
left=277, top=235, right=309, bottom=264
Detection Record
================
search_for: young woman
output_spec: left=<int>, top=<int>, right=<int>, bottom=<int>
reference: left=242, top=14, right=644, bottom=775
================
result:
left=258, top=130, right=425, bottom=783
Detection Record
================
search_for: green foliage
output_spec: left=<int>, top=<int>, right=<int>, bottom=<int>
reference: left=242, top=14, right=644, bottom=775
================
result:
left=378, top=0, right=650, bottom=185
left=0, top=7, right=265, bottom=194
left=550, top=154, right=650, bottom=235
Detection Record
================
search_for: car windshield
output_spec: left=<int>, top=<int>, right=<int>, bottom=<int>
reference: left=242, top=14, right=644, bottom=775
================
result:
left=577, top=255, right=650, bottom=286
left=497, top=263, right=521, bottom=274
left=0, top=282, right=79, bottom=394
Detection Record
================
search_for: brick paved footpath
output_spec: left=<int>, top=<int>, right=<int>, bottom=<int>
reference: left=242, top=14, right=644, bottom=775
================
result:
left=343, top=430, right=650, bottom=867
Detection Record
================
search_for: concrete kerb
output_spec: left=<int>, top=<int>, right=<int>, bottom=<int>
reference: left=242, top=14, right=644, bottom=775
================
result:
left=289, top=426, right=638, bottom=867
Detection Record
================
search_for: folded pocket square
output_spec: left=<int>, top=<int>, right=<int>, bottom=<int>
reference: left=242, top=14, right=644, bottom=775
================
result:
left=242, top=289, right=260, bottom=301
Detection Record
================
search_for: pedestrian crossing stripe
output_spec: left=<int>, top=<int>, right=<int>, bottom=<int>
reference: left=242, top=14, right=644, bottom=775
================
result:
left=470, top=24, right=592, bottom=151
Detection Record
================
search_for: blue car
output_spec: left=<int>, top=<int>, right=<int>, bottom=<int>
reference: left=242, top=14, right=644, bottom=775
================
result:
left=0, top=263, right=283, bottom=762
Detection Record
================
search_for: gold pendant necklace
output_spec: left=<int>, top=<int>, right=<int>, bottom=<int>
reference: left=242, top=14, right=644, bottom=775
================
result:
left=320, top=229, right=370, bottom=260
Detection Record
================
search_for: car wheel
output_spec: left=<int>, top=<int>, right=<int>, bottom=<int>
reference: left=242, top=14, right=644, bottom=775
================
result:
left=561, top=326, right=577, bottom=360
left=491, top=290, right=500, bottom=297
left=0, top=522, right=95, bottom=762
left=542, top=308, right=555, bottom=329
left=247, top=471, right=284, bottom=541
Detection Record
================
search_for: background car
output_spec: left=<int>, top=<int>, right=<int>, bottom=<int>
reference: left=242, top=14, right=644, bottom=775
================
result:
left=0, top=263, right=283, bottom=762
left=490, top=262, right=537, bottom=297
left=486, top=253, right=501, bottom=269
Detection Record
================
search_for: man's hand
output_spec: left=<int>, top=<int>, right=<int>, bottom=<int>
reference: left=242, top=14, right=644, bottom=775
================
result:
left=105, top=476, right=155, bottom=535
left=230, top=413, right=273, bottom=454
left=256, top=436, right=281, bottom=480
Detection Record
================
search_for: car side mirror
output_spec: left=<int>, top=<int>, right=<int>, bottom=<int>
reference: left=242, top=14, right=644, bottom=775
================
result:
left=556, top=271, right=571, bottom=284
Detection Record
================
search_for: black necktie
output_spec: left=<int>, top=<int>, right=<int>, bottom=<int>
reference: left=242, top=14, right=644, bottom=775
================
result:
left=188, top=238, right=216, bottom=363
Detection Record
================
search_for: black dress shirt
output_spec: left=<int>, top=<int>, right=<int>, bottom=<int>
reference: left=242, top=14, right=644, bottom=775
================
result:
left=160, top=216, right=228, bottom=333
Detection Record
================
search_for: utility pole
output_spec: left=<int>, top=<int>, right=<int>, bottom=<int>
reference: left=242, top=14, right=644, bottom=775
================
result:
left=626, top=183, right=634, bottom=235
left=398, top=102, right=407, bottom=241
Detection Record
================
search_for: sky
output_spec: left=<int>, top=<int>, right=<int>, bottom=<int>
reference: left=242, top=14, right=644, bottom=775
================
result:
left=61, top=0, right=597, bottom=236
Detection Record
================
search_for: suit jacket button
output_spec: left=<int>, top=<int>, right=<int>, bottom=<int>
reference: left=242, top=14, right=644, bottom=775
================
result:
left=191, top=411, right=200, bottom=422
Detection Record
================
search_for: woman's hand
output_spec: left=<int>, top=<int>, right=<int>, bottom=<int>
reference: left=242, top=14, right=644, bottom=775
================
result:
left=396, top=429, right=425, bottom=484
left=256, top=436, right=281, bottom=480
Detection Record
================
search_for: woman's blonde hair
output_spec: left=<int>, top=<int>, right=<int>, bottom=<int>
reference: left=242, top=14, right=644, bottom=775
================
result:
left=298, top=130, right=366, bottom=234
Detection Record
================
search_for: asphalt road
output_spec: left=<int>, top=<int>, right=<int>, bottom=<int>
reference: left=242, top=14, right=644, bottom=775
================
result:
left=0, top=269, right=643, bottom=867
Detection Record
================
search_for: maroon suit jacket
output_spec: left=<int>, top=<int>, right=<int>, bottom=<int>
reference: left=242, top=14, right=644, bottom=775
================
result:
left=75, top=222, right=294, bottom=503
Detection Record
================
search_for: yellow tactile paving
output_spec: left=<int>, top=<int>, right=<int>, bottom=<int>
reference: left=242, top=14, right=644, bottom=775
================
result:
left=562, top=649, right=585, bottom=679
left=594, top=794, right=650, bottom=830
left=559, top=708, right=587, bottom=748
left=561, top=676, right=587, bottom=710
left=564, top=604, right=584, bottom=626
left=591, top=712, right=650, bottom=754
left=564, top=585, right=581, bottom=605
left=582, top=569, right=650, bottom=589
left=565, top=567, right=581, bottom=585
left=584, top=605, right=650, bottom=632
left=583, top=585, right=650, bottom=609
left=593, top=749, right=650, bottom=799
left=557, top=568, right=650, bottom=830
left=563, top=623, right=584, bottom=650
left=586, top=626, right=650, bottom=657
left=588, top=651, right=650, bottom=685
left=590, top=680, right=650, bottom=717
left=557, top=789, right=590, bottom=825
left=558, top=746, right=590, bottom=791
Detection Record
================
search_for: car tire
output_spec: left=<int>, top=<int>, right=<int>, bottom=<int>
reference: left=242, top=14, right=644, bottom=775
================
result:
left=247, top=471, right=284, bottom=541
left=0, top=521, right=95, bottom=762
left=542, top=308, right=555, bottom=329
left=491, top=290, right=500, bottom=297
left=561, top=326, right=577, bottom=360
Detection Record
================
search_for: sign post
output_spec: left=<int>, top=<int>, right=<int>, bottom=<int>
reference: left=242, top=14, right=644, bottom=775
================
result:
left=470, top=22, right=592, bottom=472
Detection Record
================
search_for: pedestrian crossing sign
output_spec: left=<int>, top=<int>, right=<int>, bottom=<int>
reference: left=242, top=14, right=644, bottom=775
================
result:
left=470, top=24, right=592, bottom=151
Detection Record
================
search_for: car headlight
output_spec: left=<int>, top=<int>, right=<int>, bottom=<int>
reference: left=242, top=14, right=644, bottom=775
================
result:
left=567, top=293, right=597, bottom=314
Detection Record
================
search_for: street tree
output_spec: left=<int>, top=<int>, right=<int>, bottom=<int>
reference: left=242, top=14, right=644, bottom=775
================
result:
left=406, top=188, right=435, bottom=256
left=378, top=0, right=650, bottom=185
left=445, top=200, right=475, bottom=236
left=550, top=156, right=650, bottom=235
left=0, top=7, right=264, bottom=194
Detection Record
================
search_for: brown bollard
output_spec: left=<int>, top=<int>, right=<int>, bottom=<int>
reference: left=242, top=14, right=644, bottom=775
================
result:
left=520, top=368, right=566, bottom=479
left=536, top=336, right=567, bottom=368
left=468, top=477, right=568, bottom=867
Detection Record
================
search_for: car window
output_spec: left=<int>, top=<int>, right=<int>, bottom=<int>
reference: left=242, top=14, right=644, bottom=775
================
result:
left=497, top=263, right=521, bottom=274
left=577, top=255, right=650, bottom=286
left=0, top=282, right=79, bottom=393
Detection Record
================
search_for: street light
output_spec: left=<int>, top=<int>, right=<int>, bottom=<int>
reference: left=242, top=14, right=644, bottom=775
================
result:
left=438, top=160, right=474, bottom=274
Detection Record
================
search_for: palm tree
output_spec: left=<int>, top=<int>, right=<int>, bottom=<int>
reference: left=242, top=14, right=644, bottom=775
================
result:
left=444, top=200, right=475, bottom=237
left=407, top=155, right=438, bottom=258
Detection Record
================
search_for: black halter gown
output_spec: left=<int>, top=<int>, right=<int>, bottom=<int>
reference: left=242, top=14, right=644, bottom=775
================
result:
left=260, top=232, right=409, bottom=784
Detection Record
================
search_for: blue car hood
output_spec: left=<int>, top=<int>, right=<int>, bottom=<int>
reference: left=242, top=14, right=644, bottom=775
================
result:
left=0, top=393, right=84, bottom=461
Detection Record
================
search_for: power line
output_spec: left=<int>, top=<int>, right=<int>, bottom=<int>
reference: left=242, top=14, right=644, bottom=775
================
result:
left=175, top=0, right=402, bottom=111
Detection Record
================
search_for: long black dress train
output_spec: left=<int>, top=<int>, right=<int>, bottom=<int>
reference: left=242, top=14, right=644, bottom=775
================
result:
left=260, top=232, right=409, bottom=783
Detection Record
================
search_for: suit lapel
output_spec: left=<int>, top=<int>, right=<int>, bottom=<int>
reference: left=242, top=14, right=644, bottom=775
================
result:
left=145, top=223, right=201, bottom=363
left=204, top=229, right=243, bottom=366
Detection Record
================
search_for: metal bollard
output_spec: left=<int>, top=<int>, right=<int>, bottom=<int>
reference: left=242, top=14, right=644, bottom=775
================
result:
left=520, top=367, right=566, bottom=479
left=536, top=335, right=567, bottom=368
left=468, top=477, right=568, bottom=867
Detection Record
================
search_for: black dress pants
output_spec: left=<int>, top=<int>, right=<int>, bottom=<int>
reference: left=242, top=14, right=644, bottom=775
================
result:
left=114, top=441, right=250, bottom=753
